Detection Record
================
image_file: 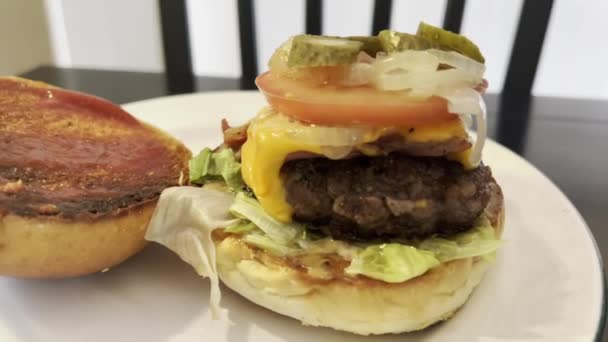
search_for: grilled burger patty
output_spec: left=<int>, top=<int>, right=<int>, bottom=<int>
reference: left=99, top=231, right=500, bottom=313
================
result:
left=281, top=154, right=494, bottom=240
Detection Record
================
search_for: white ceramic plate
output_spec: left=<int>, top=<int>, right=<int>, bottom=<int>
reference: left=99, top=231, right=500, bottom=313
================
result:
left=0, top=91, right=604, bottom=342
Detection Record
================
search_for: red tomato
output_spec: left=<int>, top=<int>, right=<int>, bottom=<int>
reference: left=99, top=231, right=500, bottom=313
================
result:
left=255, top=72, right=458, bottom=126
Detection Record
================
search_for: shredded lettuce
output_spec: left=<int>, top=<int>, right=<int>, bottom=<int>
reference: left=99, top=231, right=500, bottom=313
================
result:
left=146, top=157, right=502, bottom=318
left=342, top=219, right=500, bottom=283
left=345, top=244, right=441, bottom=283
left=418, top=218, right=501, bottom=262
left=224, top=220, right=257, bottom=234
left=229, top=192, right=303, bottom=244
left=148, top=184, right=500, bottom=289
left=189, top=148, right=243, bottom=191
left=243, top=233, right=299, bottom=256
left=297, top=237, right=361, bottom=260
left=144, top=186, right=239, bottom=319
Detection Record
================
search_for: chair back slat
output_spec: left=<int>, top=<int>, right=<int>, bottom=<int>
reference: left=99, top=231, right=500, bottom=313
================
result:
left=503, top=0, right=554, bottom=96
left=305, top=0, right=323, bottom=35
left=158, top=0, right=194, bottom=94
left=158, top=0, right=553, bottom=95
left=371, top=0, right=393, bottom=35
left=442, top=0, right=466, bottom=33
left=237, top=0, right=258, bottom=90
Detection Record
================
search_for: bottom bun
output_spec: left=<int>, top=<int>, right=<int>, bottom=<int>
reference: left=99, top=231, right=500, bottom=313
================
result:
left=215, top=185, right=504, bottom=335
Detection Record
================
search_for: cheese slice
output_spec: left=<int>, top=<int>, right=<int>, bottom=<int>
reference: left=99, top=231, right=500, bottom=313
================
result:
left=240, top=108, right=471, bottom=223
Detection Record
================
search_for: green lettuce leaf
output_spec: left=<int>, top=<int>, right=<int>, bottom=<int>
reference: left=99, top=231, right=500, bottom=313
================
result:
left=229, top=192, right=303, bottom=244
left=345, top=244, right=440, bottom=283
left=144, top=186, right=239, bottom=319
left=418, top=218, right=501, bottom=262
left=224, top=220, right=257, bottom=234
left=189, top=148, right=243, bottom=191
left=243, top=233, right=299, bottom=256
left=147, top=183, right=501, bottom=316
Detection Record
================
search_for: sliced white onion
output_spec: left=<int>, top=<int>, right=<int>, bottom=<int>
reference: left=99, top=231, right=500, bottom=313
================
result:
left=427, top=49, right=486, bottom=79
left=253, top=110, right=371, bottom=147
left=436, top=87, right=480, bottom=113
left=460, top=113, right=473, bottom=128
left=375, top=70, right=438, bottom=94
left=374, top=50, right=440, bottom=74
left=436, top=87, right=487, bottom=166
left=355, top=51, right=375, bottom=64
left=434, top=69, right=482, bottom=87
left=473, top=96, right=488, bottom=166
left=368, top=50, right=487, bottom=166
left=373, top=51, right=440, bottom=92
left=284, top=124, right=371, bottom=146
left=372, top=50, right=482, bottom=95
left=340, top=63, right=374, bottom=87
left=320, top=145, right=354, bottom=159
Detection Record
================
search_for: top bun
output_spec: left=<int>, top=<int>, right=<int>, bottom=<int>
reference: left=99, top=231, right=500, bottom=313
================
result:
left=0, top=77, right=191, bottom=278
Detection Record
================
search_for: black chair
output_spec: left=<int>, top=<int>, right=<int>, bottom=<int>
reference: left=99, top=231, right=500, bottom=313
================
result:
left=159, top=0, right=553, bottom=98
left=159, top=0, right=469, bottom=92
left=158, top=0, right=554, bottom=153
left=20, top=0, right=554, bottom=146
left=21, top=0, right=554, bottom=111
left=159, top=0, right=553, bottom=153
left=23, top=0, right=553, bottom=149
left=497, top=0, right=554, bottom=152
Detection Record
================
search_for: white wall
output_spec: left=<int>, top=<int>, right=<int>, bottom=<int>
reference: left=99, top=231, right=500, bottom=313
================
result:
left=44, top=0, right=608, bottom=99
left=187, top=0, right=241, bottom=77
left=533, top=0, right=608, bottom=99
left=461, top=0, right=522, bottom=93
left=0, top=0, right=52, bottom=75
left=46, top=0, right=164, bottom=72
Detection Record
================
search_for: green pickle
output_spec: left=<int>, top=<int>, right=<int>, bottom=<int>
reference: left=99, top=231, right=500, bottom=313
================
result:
left=287, top=35, right=363, bottom=67
left=416, top=21, right=485, bottom=63
left=346, top=36, right=383, bottom=56
left=280, top=22, right=485, bottom=69
left=378, top=30, right=435, bottom=52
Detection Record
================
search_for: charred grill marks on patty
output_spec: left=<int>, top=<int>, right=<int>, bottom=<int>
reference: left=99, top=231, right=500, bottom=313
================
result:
left=281, top=154, right=493, bottom=240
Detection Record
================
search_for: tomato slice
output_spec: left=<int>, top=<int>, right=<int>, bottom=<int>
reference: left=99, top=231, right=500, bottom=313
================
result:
left=255, top=72, right=458, bottom=126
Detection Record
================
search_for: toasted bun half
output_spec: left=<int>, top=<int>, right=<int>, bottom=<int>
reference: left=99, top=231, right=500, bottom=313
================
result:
left=0, top=77, right=190, bottom=278
left=214, top=182, right=504, bottom=335
left=0, top=201, right=156, bottom=278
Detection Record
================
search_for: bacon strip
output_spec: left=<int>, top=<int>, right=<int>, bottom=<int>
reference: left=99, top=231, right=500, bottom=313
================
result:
left=221, top=119, right=249, bottom=149
left=475, top=79, right=489, bottom=95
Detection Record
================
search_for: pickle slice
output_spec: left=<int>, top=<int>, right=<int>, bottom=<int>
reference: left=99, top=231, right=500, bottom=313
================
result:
left=287, top=35, right=363, bottom=67
left=378, top=30, right=435, bottom=52
left=347, top=36, right=383, bottom=56
left=416, top=22, right=485, bottom=63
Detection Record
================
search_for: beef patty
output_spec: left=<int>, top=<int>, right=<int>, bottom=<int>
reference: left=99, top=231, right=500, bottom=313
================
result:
left=281, top=154, right=494, bottom=240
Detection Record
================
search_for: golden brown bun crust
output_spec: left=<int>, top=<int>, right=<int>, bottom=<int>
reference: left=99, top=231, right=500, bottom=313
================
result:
left=0, top=77, right=191, bottom=278
left=214, top=182, right=504, bottom=335
left=0, top=201, right=154, bottom=278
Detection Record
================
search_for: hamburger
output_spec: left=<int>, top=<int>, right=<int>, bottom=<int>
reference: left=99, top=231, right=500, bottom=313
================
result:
left=0, top=77, right=190, bottom=278
left=146, top=22, right=504, bottom=335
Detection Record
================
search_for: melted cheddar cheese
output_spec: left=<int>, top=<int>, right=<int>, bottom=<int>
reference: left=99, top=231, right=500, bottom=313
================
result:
left=240, top=108, right=471, bottom=223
